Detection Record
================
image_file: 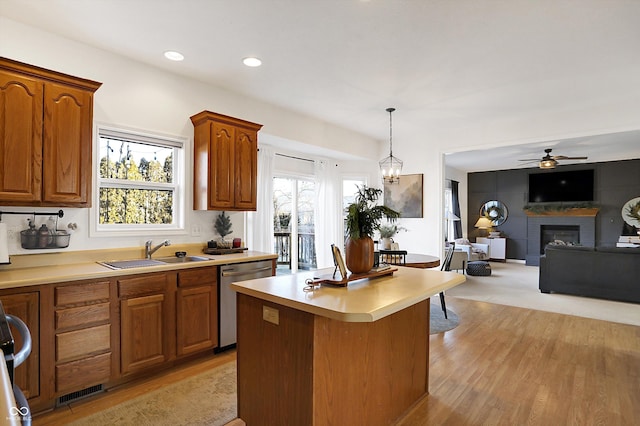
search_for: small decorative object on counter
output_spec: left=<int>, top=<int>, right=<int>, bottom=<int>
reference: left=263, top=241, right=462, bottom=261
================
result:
left=214, top=211, right=233, bottom=248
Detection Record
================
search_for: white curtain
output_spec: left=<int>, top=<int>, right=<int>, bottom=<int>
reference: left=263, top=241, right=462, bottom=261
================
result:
left=246, top=145, right=275, bottom=253
left=314, top=159, right=342, bottom=268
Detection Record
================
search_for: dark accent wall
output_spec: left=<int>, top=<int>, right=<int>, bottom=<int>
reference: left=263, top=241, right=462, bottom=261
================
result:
left=468, top=158, right=640, bottom=261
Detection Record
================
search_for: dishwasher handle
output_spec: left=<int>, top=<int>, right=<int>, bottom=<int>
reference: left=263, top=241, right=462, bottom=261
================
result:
left=221, top=266, right=272, bottom=277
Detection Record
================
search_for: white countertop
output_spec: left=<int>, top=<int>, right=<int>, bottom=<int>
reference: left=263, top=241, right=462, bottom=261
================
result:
left=231, top=266, right=466, bottom=322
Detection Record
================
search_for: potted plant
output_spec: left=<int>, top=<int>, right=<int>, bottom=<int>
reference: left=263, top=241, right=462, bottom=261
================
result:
left=377, top=223, right=407, bottom=250
left=214, top=211, right=233, bottom=248
left=345, top=185, right=400, bottom=273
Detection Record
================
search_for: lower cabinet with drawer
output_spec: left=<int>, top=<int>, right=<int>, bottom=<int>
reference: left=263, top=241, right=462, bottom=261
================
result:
left=3, top=263, right=225, bottom=413
left=53, top=280, right=113, bottom=396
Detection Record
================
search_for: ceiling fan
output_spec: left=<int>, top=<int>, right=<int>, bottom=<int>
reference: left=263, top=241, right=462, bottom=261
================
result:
left=519, top=148, right=588, bottom=169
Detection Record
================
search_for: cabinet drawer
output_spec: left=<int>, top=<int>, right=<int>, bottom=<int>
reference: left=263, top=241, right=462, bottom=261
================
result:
left=55, top=281, right=110, bottom=307
left=56, top=324, right=110, bottom=363
left=55, top=302, right=110, bottom=330
left=178, top=267, right=216, bottom=288
left=118, top=274, right=167, bottom=298
left=56, top=352, right=111, bottom=394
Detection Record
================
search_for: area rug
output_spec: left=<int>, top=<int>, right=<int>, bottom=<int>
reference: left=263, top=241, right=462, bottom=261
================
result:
left=69, top=361, right=237, bottom=426
left=430, top=302, right=459, bottom=334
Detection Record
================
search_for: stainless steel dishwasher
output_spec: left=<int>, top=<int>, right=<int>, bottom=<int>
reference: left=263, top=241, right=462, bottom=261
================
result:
left=218, top=260, right=273, bottom=351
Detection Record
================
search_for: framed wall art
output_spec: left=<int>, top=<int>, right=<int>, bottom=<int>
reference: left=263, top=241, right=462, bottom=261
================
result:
left=383, top=174, right=423, bottom=218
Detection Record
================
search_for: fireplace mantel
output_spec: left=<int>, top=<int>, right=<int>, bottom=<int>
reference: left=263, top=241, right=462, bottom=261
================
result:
left=523, top=207, right=599, bottom=217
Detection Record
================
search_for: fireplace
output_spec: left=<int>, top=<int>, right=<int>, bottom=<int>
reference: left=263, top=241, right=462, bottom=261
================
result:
left=540, top=225, right=580, bottom=254
left=526, top=216, right=596, bottom=266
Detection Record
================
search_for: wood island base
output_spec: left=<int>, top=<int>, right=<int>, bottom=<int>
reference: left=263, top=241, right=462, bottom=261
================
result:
left=236, top=293, right=430, bottom=425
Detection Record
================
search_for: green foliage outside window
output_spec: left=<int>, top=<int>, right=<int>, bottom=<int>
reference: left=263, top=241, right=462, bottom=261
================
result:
left=98, top=138, right=175, bottom=225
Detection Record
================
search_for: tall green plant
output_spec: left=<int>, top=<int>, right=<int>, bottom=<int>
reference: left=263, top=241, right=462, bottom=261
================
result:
left=345, top=185, right=400, bottom=240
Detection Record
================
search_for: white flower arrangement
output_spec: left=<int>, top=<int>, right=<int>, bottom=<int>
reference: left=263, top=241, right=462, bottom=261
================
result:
left=377, top=224, right=407, bottom=239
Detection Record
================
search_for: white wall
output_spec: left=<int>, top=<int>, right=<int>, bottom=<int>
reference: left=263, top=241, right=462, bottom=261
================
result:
left=0, top=18, right=381, bottom=256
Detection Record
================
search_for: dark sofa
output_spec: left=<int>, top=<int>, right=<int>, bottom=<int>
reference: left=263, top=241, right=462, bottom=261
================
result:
left=539, top=245, right=640, bottom=303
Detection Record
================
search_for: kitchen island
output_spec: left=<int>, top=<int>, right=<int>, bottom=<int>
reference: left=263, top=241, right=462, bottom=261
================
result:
left=232, top=266, right=465, bottom=425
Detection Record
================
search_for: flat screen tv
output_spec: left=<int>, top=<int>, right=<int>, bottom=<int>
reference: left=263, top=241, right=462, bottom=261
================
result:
left=528, top=169, right=594, bottom=203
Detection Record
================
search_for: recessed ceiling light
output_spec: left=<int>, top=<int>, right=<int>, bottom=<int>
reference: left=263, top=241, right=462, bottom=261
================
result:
left=164, top=51, right=184, bottom=61
left=243, top=57, right=262, bottom=67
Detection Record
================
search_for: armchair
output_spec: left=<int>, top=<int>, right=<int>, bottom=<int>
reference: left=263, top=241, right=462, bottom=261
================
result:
left=448, top=250, right=469, bottom=273
left=454, top=238, right=489, bottom=261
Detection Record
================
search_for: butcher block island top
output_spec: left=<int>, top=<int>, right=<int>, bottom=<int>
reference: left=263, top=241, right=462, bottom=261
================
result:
left=231, top=265, right=465, bottom=322
left=232, top=267, right=466, bottom=426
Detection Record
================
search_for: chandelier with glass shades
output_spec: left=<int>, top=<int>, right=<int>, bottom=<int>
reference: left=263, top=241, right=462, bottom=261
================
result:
left=379, top=107, right=403, bottom=184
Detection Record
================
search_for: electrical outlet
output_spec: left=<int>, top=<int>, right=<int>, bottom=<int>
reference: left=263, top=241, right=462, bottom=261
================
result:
left=262, top=306, right=279, bottom=325
left=191, top=224, right=201, bottom=236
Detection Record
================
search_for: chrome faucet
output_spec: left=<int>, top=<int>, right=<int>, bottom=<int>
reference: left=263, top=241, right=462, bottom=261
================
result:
left=145, top=239, right=171, bottom=259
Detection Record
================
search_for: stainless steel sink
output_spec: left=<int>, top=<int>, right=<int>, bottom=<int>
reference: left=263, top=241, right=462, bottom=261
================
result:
left=156, top=255, right=210, bottom=264
left=98, top=256, right=209, bottom=270
left=98, top=259, right=167, bottom=270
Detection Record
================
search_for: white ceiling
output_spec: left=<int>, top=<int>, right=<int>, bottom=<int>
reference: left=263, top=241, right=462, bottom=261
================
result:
left=2, top=0, right=640, bottom=172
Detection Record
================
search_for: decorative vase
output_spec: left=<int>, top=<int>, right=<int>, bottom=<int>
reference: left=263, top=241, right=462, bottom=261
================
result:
left=345, top=237, right=375, bottom=274
left=380, top=237, right=393, bottom=250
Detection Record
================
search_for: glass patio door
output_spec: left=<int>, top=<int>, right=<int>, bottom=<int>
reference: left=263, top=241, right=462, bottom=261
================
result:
left=273, top=177, right=316, bottom=273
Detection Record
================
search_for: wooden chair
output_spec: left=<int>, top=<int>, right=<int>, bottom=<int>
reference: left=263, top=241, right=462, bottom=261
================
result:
left=438, top=242, right=456, bottom=319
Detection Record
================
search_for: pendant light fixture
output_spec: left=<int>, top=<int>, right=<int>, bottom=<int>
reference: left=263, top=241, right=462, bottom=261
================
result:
left=379, top=107, right=403, bottom=184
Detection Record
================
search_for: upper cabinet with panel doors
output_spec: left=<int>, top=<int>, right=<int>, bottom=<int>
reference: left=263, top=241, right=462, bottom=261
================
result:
left=0, top=57, right=101, bottom=207
left=190, top=111, right=262, bottom=211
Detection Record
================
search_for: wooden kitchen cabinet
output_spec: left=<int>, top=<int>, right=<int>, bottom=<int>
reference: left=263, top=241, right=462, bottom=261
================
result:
left=176, top=267, right=218, bottom=356
left=118, top=273, right=174, bottom=375
left=0, top=57, right=101, bottom=207
left=190, top=111, right=263, bottom=211
left=0, top=291, right=40, bottom=400
left=53, top=280, right=112, bottom=395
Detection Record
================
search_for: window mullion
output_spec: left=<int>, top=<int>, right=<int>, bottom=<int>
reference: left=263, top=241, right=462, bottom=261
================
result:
left=99, top=179, right=176, bottom=191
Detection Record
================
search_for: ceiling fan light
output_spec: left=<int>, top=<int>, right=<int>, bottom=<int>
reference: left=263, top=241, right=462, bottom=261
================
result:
left=540, top=159, right=557, bottom=169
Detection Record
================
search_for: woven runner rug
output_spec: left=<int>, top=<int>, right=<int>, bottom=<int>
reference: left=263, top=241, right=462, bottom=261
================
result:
left=69, top=361, right=237, bottom=426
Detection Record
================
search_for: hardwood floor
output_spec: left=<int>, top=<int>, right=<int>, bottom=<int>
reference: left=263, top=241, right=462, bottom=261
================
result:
left=400, top=297, right=640, bottom=425
left=33, top=297, right=639, bottom=425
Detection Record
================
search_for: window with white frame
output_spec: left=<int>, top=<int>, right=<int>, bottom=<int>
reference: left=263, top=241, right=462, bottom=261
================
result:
left=96, top=126, right=185, bottom=233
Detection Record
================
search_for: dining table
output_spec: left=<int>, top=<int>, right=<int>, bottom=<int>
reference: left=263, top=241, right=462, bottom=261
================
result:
left=378, top=250, right=440, bottom=269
